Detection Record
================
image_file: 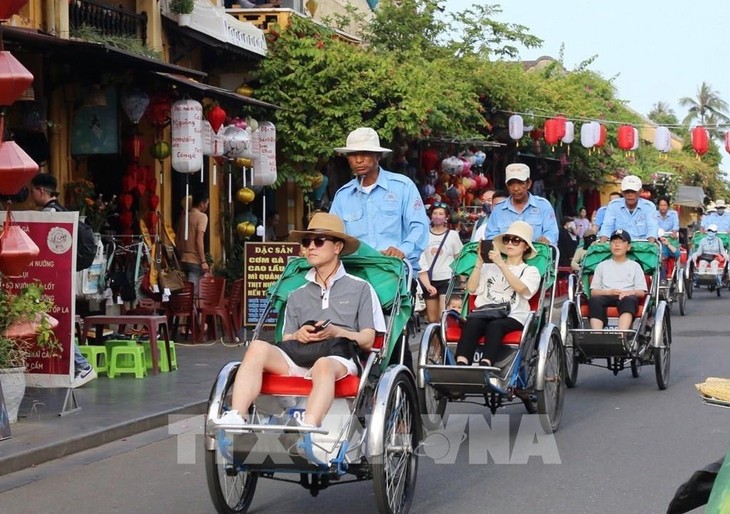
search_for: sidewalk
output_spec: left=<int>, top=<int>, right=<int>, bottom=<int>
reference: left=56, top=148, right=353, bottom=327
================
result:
left=0, top=341, right=246, bottom=477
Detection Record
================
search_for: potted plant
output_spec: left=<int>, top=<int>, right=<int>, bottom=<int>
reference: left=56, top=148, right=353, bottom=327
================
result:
left=0, top=280, right=60, bottom=423
left=169, top=0, right=194, bottom=26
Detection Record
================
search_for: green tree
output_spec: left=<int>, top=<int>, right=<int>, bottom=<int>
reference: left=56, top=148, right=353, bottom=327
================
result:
left=679, top=82, right=730, bottom=131
left=648, top=101, right=678, bottom=126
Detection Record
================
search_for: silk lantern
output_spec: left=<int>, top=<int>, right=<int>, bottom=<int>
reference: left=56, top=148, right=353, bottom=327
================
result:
left=617, top=125, right=635, bottom=151
left=0, top=140, right=39, bottom=195
left=150, top=140, right=171, bottom=161
left=725, top=132, right=730, bottom=154
left=121, top=89, right=150, bottom=125
left=580, top=122, right=596, bottom=149
left=593, top=123, right=607, bottom=148
left=544, top=118, right=561, bottom=146
left=631, top=128, right=640, bottom=151
left=0, top=51, right=34, bottom=106
left=562, top=121, right=575, bottom=144
left=0, top=209, right=40, bottom=277
left=691, top=126, right=709, bottom=156
left=654, top=126, right=671, bottom=153
left=222, top=125, right=252, bottom=159
left=171, top=99, right=203, bottom=174
left=508, top=115, right=524, bottom=141
left=236, top=187, right=255, bottom=204
left=206, top=105, right=227, bottom=134
left=554, top=116, right=567, bottom=140
left=145, top=91, right=172, bottom=127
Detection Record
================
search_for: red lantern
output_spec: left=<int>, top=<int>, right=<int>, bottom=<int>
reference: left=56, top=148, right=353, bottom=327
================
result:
left=617, top=125, right=635, bottom=151
left=144, top=91, right=172, bottom=127
left=594, top=124, right=607, bottom=148
left=118, top=211, right=134, bottom=231
left=544, top=119, right=561, bottom=146
left=554, top=116, right=567, bottom=140
left=0, top=208, right=40, bottom=277
left=692, top=126, right=709, bottom=156
left=146, top=176, right=157, bottom=195
left=149, top=194, right=160, bottom=211
left=136, top=182, right=146, bottom=196
left=124, top=135, right=145, bottom=162
left=207, top=105, right=227, bottom=134
left=0, top=0, right=28, bottom=20
left=421, top=147, right=439, bottom=173
left=530, top=128, right=544, bottom=141
left=0, top=141, right=39, bottom=195
left=0, top=51, right=34, bottom=106
left=120, top=193, right=134, bottom=211
left=725, top=132, right=730, bottom=154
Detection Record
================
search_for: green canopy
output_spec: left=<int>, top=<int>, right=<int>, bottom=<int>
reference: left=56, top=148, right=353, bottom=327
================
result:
left=265, top=242, right=411, bottom=367
left=692, top=232, right=730, bottom=249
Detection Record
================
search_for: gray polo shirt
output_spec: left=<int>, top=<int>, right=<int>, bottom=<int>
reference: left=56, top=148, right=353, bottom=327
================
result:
left=282, top=262, right=386, bottom=337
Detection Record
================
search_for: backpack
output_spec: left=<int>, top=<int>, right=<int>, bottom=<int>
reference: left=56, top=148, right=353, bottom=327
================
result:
left=45, top=200, right=98, bottom=271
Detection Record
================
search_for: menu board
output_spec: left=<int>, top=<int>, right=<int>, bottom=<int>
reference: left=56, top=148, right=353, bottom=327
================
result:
left=0, top=210, right=76, bottom=388
left=243, top=242, right=299, bottom=327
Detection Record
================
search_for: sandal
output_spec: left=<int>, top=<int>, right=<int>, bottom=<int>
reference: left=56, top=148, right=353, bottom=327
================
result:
left=479, top=359, right=492, bottom=367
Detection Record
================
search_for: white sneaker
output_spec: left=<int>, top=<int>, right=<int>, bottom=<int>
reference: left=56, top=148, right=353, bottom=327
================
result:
left=72, top=367, right=97, bottom=388
left=216, top=409, right=248, bottom=426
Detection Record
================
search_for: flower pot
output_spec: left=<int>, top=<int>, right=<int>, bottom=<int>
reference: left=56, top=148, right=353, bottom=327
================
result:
left=178, top=13, right=191, bottom=27
left=0, top=367, right=26, bottom=423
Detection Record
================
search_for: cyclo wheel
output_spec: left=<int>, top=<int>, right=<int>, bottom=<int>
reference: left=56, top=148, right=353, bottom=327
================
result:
left=536, top=327, right=566, bottom=433
left=521, top=351, right=538, bottom=414
left=563, top=312, right=579, bottom=388
left=205, top=363, right=259, bottom=514
left=372, top=370, right=421, bottom=514
left=417, top=325, right=447, bottom=431
left=654, top=311, right=671, bottom=390
left=686, top=264, right=694, bottom=299
left=630, top=358, right=642, bottom=378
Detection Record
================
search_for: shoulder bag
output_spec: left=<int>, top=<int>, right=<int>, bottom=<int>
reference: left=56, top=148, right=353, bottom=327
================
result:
left=467, top=301, right=511, bottom=320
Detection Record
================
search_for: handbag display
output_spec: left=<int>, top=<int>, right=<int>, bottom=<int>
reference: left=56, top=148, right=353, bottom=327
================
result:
left=155, top=217, right=186, bottom=293
left=467, top=301, right=511, bottom=320
left=279, top=336, right=360, bottom=369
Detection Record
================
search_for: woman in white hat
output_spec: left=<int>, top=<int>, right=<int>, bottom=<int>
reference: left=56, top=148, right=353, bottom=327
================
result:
left=455, top=221, right=541, bottom=370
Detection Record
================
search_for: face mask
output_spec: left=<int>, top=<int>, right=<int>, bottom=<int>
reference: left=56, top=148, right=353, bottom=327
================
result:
left=482, top=204, right=492, bottom=215
left=707, top=232, right=717, bottom=241
left=431, top=214, right=447, bottom=225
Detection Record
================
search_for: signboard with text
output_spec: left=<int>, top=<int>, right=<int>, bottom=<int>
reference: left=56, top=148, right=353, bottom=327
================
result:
left=243, top=242, right=300, bottom=327
left=0, top=211, right=76, bottom=388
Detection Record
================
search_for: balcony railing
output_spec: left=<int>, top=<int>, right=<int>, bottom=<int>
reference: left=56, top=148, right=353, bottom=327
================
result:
left=69, top=0, right=148, bottom=45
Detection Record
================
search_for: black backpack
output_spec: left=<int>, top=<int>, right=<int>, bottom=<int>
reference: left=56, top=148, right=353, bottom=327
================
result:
left=45, top=200, right=98, bottom=271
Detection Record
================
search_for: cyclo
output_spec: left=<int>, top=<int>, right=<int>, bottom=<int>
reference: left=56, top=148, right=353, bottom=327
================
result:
left=689, top=231, right=730, bottom=297
left=204, top=244, right=421, bottom=514
left=559, top=241, right=672, bottom=389
left=657, top=234, right=690, bottom=315
left=415, top=241, right=566, bottom=434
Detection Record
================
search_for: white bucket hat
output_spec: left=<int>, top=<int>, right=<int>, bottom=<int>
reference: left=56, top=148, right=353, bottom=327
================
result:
left=621, top=175, right=642, bottom=192
left=493, top=220, right=537, bottom=257
left=334, top=127, right=392, bottom=154
left=715, top=199, right=726, bottom=208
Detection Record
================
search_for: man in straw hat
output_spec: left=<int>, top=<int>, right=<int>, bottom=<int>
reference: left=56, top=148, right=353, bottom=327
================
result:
left=329, top=127, right=429, bottom=272
left=484, top=163, right=559, bottom=245
left=219, top=213, right=385, bottom=434
left=598, top=174, right=658, bottom=243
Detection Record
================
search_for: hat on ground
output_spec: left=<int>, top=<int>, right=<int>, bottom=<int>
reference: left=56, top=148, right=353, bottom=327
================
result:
left=708, top=224, right=718, bottom=232
left=493, top=220, right=537, bottom=257
left=289, top=212, right=360, bottom=255
left=620, top=175, right=642, bottom=192
left=715, top=199, right=726, bottom=208
left=30, top=173, right=58, bottom=194
left=334, top=127, right=392, bottom=154
left=610, top=229, right=631, bottom=243
left=505, top=163, right=530, bottom=183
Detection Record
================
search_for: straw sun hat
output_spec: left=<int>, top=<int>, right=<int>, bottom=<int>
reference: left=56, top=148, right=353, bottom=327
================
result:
left=492, top=220, right=537, bottom=257
left=289, top=213, right=360, bottom=256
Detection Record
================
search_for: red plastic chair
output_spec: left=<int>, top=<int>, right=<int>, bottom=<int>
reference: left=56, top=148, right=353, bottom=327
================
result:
left=225, top=278, right=244, bottom=340
left=167, top=281, right=198, bottom=342
left=198, top=276, right=233, bottom=341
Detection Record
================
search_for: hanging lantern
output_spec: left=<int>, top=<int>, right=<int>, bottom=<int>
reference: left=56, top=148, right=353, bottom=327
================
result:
left=118, top=211, right=134, bottom=231
left=529, top=128, right=544, bottom=141
left=124, top=135, right=145, bottom=162
left=206, top=105, right=227, bottom=133
left=170, top=99, right=203, bottom=174
left=554, top=115, right=567, bottom=140
left=654, top=126, right=671, bottom=153
left=691, top=126, right=709, bottom=156
left=421, top=147, right=439, bottom=172
left=146, top=211, right=159, bottom=235
left=617, top=125, right=635, bottom=151
left=0, top=51, right=34, bottom=106
left=544, top=118, right=561, bottom=146
left=121, top=89, right=150, bottom=125
left=631, top=127, right=640, bottom=151
left=593, top=123, right=607, bottom=148
left=235, top=157, right=252, bottom=168
left=0, top=209, right=40, bottom=277
left=236, top=187, right=255, bottom=204
left=580, top=122, right=597, bottom=149
left=236, top=221, right=256, bottom=238
left=725, top=132, right=730, bottom=154
left=0, top=141, right=39, bottom=195
left=246, top=116, right=259, bottom=132
left=562, top=121, right=575, bottom=144
left=0, top=0, right=28, bottom=20
left=508, top=114, right=524, bottom=141
left=474, top=151, right=486, bottom=167
left=149, top=194, right=160, bottom=211
left=145, top=91, right=172, bottom=127
left=120, top=193, right=134, bottom=211
left=150, top=140, right=171, bottom=161
left=222, top=125, right=252, bottom=160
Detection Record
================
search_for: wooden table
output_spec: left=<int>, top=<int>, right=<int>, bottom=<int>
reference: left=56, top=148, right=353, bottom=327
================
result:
left=83, top=315, right=172, bottom=375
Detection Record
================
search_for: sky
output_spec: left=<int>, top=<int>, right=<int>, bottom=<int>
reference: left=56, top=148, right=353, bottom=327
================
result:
left=444, top=0, right=730, bottom=173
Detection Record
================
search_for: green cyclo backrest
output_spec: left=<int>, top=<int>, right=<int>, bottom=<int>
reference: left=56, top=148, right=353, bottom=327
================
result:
left=692, top=232, right=730, bottom=249
left=580, top=241, right=659, bottom=296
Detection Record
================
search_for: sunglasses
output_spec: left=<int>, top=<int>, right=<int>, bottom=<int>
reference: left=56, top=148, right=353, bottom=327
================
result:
left=431, top=202, right=449, bottom=210
left=501, top=235, right=524, bottom=246
left=301, top=236, right=339, bottom=248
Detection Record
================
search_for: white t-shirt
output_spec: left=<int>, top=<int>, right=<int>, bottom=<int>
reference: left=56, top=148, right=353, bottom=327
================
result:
left=418, top=229, right=463, bottom=281
left=473, top=262, right=541, bottom=325
left=590, top=259, right=647, bottom=292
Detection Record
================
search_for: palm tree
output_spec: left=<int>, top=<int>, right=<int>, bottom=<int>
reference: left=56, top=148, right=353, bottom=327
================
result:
left=679, top=82, right=730, bottom=129
left=647, top=101, right=678, bottom=126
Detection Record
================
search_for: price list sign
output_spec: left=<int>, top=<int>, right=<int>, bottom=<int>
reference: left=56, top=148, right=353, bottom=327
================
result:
left=243, top=242, right=300, bottom=327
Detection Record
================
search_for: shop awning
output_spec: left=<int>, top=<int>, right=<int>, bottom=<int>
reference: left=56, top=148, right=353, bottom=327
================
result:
left=675, top=185, right=706, bottom=208
left=2, top=26, right=206, bottom=79
left=153, top=72, right=282, bottom=110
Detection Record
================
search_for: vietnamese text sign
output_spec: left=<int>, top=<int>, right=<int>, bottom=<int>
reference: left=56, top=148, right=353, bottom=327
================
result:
left=0, top=211, right=76, bottom=388
left=243, top=242, right=299, bottom=327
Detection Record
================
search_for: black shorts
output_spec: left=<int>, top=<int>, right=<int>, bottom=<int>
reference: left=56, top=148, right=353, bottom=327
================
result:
left=420, top=279, right=450, bottom=300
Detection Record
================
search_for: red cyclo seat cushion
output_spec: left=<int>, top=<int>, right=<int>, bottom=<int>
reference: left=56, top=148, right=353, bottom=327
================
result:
left=260, top=372, right=360, bottom=397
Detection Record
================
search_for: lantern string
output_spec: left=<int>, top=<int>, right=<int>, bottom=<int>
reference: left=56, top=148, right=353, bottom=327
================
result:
left=184, top=175, right=189, bottom=241
left=212, top=160, right=217, bottom=186
left=499, top=108, right=730, bottom=131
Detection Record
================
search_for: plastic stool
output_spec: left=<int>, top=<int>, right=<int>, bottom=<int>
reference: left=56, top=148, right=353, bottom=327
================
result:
left=78, top=345, right=108, bottom=376
left=140, top=340, right=177, bottom=373
left=104, top=339, right=137, bottom=367
left=108, top=346, right=147, bottom=378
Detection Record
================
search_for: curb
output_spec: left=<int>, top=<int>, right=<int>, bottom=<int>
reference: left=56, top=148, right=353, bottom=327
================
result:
left=0, top=400, right=207, bottom=477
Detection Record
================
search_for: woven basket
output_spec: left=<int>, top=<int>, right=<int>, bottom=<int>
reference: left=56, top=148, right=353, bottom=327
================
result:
left=696, top=377, right=730, bottom=402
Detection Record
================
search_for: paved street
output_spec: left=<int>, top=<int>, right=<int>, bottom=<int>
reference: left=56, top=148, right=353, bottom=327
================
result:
left=1, top=290, right=729, bottom=513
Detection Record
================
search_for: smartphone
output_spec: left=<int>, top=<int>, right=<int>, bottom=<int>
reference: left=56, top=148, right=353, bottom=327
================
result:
left=314, top=319, right=331, bottom=332
left=480, top=240, right=494, bottom=263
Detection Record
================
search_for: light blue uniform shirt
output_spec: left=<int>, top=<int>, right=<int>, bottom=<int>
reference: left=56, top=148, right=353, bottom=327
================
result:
left=656, top=210, right=679, bottom=233
left=484, top=193, right=558, bottom=244
left=330, top=168, right=429, bottom=271
left=598, top=198, right=659, bottom=240
left=594, top=205, right=608, bottom=231
left=701, top=212, right=730, bottom=232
